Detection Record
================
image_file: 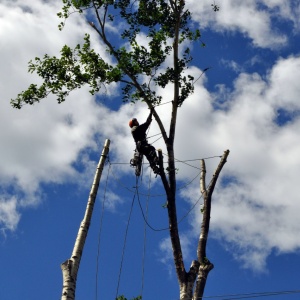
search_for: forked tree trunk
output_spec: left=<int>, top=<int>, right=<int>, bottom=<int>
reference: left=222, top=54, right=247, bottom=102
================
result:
left=61, top=139, right=110, bottom=300
left=158, top=149, right=229, bottom=300
left=193, top=150, right=230, bottom=300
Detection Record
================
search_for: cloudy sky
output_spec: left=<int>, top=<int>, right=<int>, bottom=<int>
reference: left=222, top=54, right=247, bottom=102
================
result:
left=1, top=0, right=300, bottom=299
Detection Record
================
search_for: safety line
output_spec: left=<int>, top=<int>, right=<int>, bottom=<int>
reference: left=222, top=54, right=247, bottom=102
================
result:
left=107, top=162, right=165, bottom=197
left=115, top=177, right=138, bottom=299
left=177, top=171, right=201, bottom=191
left=135, top=171, right=216, bottom=232
left=192, top=67, right=211, bottom=86
left=109, top=152, right=222, bottom=167
left=109, top=162, right=201, bottom=198
left=182, top=156, right=223, bottom=161
left=141, top=170, right=152, bottom=298
left=154, top=100, right=173, bottom=107
left=162, top=152, right=222, bottom=170
left=177, top=176, right=214, bottom=225
left=150, top=135, right=163, bottom=145
left=109, top=153, right=221, bottom=165
left=136, top=180, right=169, bottom=232
left=110, top=165, right=158, bottom=194
left=170, top=159, right=201, bottom=170
left=147, top=132, right=163, bottom=139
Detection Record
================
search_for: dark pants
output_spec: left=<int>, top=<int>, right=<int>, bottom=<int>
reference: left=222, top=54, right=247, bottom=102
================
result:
left=137, top=142, right=157, bottom=167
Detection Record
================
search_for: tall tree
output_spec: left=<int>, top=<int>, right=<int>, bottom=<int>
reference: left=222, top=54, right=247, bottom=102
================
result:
left=11, top=1, right=227, bottom=299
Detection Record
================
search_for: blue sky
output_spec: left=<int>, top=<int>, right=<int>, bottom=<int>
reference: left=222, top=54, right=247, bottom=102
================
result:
left=1, top=0, right=300, bottom=299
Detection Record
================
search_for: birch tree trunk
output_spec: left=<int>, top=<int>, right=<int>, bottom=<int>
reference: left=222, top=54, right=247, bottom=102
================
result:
left=61, top=139, right=110, bottom=300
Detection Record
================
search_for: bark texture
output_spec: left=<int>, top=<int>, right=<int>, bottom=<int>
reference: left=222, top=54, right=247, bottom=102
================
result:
left=61, top=139, right=110, bottom=300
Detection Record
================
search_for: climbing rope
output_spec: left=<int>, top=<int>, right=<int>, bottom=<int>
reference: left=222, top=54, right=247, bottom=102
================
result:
left=109, top=165, right=200, bottom=196
left=109, top=153, right=222, bottom=167
left=147, top=132, right=163, bottom=139
left=149, top=134, right=163, bottom=145
left=134, top=166, right=216, bottom=232
left=162, top=151, right=222, bottom=170
left=115, top=175, right=139, bottom=299
left=141, top=169, right=152, bottom=297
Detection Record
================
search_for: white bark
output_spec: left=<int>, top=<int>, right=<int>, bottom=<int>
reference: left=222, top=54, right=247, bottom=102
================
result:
left=61, top=139, right=110, bottom=300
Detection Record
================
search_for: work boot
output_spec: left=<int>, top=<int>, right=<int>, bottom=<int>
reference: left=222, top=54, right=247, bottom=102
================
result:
left=151, top=165, right=160, bottom=175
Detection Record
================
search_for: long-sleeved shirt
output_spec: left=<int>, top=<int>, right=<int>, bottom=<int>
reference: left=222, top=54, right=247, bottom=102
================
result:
left=131, top=112, right=152, bottom=144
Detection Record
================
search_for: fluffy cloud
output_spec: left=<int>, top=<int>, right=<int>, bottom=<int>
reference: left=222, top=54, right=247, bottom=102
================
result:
left=0, top=0, right=154, bottom=232
left=188, top=0, right=299, bottom=49
left=0, top=0, right=114, bottom=231
left=0, top=196, right=20, bottom=232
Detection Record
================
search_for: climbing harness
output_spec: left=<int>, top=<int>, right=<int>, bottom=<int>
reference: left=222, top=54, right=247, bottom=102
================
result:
left=130, top=148, right=143, bottom=176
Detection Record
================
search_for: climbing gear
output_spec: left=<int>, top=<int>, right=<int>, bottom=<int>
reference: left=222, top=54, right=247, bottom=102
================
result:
left=130, top=148, right=160, bottom=176
left=149, top=152, right=160, bottom=175
left=151, top=164, right=160, bottom=175
left=147, top=150, right=160, bottom=174
left=136, top=140, right=142, bottom=150
left=148, top=150, right=158, bottom=162
left=130, top=149, right=143, bottom=176
left=129, top=118, right=137, bottom=128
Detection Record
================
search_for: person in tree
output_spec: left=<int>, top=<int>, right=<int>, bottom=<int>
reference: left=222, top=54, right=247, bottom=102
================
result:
left=129, top=108, right=160, bottom=174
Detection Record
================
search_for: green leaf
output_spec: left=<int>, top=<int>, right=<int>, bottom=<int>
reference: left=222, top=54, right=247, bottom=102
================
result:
left=12, top=0, right=206, bottom=108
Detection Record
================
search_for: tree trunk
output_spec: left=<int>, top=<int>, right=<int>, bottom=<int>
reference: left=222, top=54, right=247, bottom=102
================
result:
left=193, top=150, right=230, bottom=300
left=61, top=139, right=110, bottom=300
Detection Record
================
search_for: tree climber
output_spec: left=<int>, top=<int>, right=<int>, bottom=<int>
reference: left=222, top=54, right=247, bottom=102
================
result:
left=129, top=108, right=160, bottom=175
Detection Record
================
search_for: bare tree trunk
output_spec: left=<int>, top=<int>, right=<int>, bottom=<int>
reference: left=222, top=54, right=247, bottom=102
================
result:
left=61, top=139, right=110, bottom=300
left=167, top=150, right=229, bottom=300
left=193, top=150, right=230, bottom=300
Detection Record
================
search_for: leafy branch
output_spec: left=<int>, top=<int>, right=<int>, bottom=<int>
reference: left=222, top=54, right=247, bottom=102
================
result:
left=11, top=0, right=201, bottom=109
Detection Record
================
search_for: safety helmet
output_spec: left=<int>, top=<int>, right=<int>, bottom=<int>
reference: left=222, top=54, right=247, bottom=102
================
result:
left=129, top=118, right=138, bottom=128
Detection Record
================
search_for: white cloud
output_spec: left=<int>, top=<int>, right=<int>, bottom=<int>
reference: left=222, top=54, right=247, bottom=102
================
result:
left=102, top=190, right=125, bottom=212
left=0, top=196, right=20, bottom=233
left=187, top=0, right=298, bottom=49
left=0, top=0, right=118, bottom=231
left=266, top=55, right=300, bottom=108
left=261, top=0, right=300, bottom=32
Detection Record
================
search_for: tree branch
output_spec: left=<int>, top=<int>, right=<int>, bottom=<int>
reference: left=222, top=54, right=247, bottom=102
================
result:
left=207, top=150, right=230, bottom=197
left=89, top=5, right=169, bottom=144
